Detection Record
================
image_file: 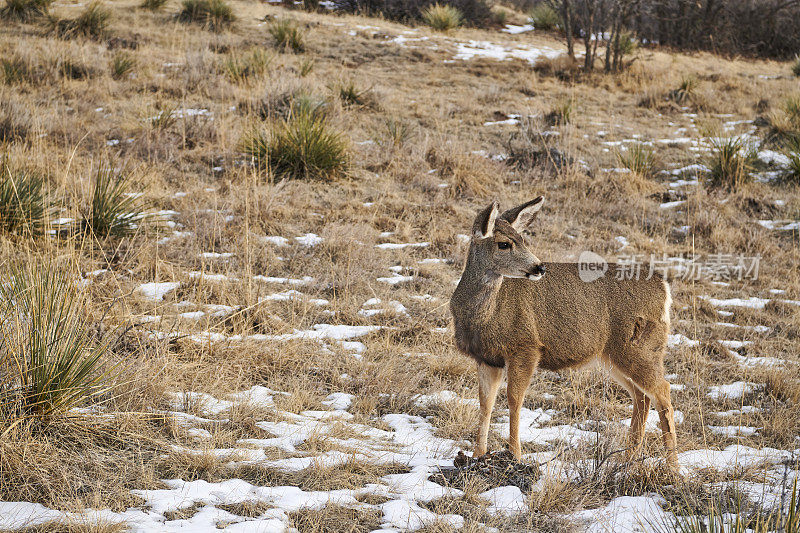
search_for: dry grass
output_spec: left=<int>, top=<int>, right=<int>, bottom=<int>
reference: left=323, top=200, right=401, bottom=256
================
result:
left=0, top=0, right=799, bottom=530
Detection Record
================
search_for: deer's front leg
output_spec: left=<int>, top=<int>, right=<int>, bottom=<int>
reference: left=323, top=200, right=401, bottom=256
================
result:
left=506, top=359, right=535, bottom=459
left=475, top=362, right=503, bottom=457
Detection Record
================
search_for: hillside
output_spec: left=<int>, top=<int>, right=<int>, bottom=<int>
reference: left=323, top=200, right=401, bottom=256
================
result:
left=1, top=0, right=799, bottom=531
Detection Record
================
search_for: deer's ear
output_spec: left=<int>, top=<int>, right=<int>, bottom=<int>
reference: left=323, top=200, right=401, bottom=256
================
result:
left=473, top=202, right=499, bottom=238
left=500, top=196, right=544, bottom=232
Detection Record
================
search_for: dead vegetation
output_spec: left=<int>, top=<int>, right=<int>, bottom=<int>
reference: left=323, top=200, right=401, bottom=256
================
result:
left=0, top=0, right=798, bottom=530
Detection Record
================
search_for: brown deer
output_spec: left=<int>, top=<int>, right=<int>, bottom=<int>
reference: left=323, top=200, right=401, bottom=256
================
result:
left=450, top=197, right=678, bottom=469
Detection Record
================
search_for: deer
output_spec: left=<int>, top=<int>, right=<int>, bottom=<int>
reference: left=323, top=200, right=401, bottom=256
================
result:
left=450, top=196, right=678, bottom=469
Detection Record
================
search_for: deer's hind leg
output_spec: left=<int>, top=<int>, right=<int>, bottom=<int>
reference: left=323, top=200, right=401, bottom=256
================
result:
left=619, top=320, right=678, bottom=470
left=609, top=365, right=651, bottom=461
left=475, top=362, right=504, bottom=458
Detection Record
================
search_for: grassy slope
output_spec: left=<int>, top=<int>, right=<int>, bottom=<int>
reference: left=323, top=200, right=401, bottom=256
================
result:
left=1, top=0, right=799, bottom=531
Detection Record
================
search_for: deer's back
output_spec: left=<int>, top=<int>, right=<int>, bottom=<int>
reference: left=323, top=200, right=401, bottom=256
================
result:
left=493, top=263, right=670, bottom=370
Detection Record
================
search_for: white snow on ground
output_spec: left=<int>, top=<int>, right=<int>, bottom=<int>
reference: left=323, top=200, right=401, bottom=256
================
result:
left=708, top=425, right=760, bottom=437
left=377, top=270, right=414, bottom=284
left=571, top=494, right=671, bottom=533
left=501, top=23, right=534, bottom=34
left=701, top=296, right=771, bottom=309
left=758, top=220, right=800, bottom=231
left=758, top=150, right=791, bottom=167
left=260, top=290, right=329, bottom=306
left=677, top=445, right=794, bottom=473
left=135, top=282, right=181, bottom=301
left=707, top=381, right=762, bottom=401
left=621, top=410, right=685, bottom=433
left=659, top=200, right=686, bottom=210
left=4, top=378, right=798, bottom=532
left=481, top=486, right=527, bottom=515
left=295, top=233, right=323, bottom=246
left=253, top=275, right=314, bottom=285
left=261, top=235, right=290, bottom=246
left=667, top=334, right=699, bottom=348
left=375, top=241, right=431, bottom=250
left=484, top=114, right=521, bottom=126
left=453, top=40, right=562, bottom=64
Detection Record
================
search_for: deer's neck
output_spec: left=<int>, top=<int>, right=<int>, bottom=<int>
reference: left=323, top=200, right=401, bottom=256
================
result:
left=454, top=254, right=504, bottom=327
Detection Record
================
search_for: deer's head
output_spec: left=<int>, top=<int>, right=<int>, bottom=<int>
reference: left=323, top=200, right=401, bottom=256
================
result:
left=469, top=197, right=546, bottom=281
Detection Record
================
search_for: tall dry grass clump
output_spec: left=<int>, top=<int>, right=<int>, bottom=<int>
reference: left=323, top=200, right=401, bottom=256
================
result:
left=783, top=136, right=800, bottom=184
left=140, top=0, right=168, bottom=10
left=669, top=75, right=699, bottom=105
left=0, top=159, right=51, bottom=237
left=269, top=18, right=305, bottom=53
left=177, top=0, right=234, bottom=31
left=706, top=136, right=758, bottom=190
left=0, top=0, right=53, bottom=21
left=0, top=261, right=114, bottom=424
left=529, top=3, right=560, bottom=31
left=617, top=142, right=657, bottom=178
left=46, top=1, right=111, bottom=39
left=80, top=165, right=147, bottom=239
left=421, top=3, right=463, bottom=31
left=221, top=48, right=273, bottom=82
left=241, top=112, right=349, bottom=181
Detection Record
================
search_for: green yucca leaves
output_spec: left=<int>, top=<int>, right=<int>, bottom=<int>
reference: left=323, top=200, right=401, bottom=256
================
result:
left=81, top=166, right=146, bottom=238
left=242, top=113, right=348, bottom=181
left=47, top=1, right=111, bottom=39
left=617, top=142, right=657, bottom=178
left=0, top=159, right=51, bottom=236
left=269, top=18, right=305, bottom=53
left=706, top=136, right=758, bottom=190
left=421, top=3, right=463, bottom=31
left=0, top=262, right=113, bottom=420
left=0, top=0, right=53, bottom=21
left=178, top=0, right=234, bottom=31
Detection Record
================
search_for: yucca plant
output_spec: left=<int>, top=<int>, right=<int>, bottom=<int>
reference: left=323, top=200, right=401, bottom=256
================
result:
left=110, top=51, right=135, bottom=80
left=1, top=56, right=32, bottom=84
left=177, top=0, right=234, bottom=31
left=297, top=57, right=314, bottom=77
left=242, top=113, right=349, bottom=181
left=335, top=79, right=372, bottom=108
left=268, top=18, right=304, bottom=53
left=0, top=0, right=53, bottom=21
left=80, top=166, right=146, bottom=238
left=653, top=479, right=800, bottom=533
left=47, top=1, right=110, bottom=39
left=288, top=92, right=328, bottom=121
left=381, top=117, right=414, bottom=147
left=0, top=261, right=114, bottom=421
left=783, top=136, right=800, bottom=184
left=669, top=75, right=699, bottom=105
left=140, top=0, right=168, bottom=10
left=617, top=142, right=656, bottom=178
left=421, top=3, right=463, bottom=31
left=221, top=48, right=273, bottom=82
left=528, top=3, right=560, bottom=31
left=148, top=105, right=177, bottom=131
left=785, top=94, right=800, bottom=124
left=0, top=160, right=51, bottom=236
left=706, top=136, right=758, bottom=190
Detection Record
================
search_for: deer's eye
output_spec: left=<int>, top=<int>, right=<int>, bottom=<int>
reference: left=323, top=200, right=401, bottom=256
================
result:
left=497, top=242, right=511, bottom=250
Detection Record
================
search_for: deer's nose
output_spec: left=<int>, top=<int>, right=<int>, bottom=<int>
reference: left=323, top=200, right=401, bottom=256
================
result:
left=529, top=264, right=546, bottom=277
